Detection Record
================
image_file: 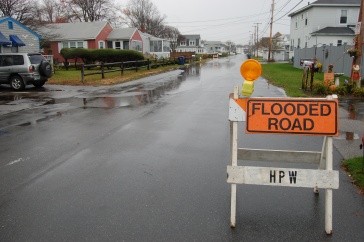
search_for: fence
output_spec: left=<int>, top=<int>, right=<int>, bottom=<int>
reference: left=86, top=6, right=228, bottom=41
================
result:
left=80, top=60, right=150, bottom=83
left=293, top=44, right=364, bottom=78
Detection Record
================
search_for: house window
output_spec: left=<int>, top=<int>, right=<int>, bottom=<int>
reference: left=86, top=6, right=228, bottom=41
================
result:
left=115, top=41, right=121, bottom=49
left=297, top=38, right=300, bottom=48
left=189, top=41, right=195, bottom=46
left=132, top=40, right=142, bottom=51
left=340, top=10, right=347, bottom=24
left=305, top=13, right=308, bottom=26
left=180, top=41, right=186, bottom=46
left=295, top=16, right=298, bottom=29
left=62, top=41, right=84, bottom=49
left=8, top=21, right=13, bottom=30
left=98, top=41, right=104, bottom=49
left=337, top=40, right=342, bottom=46
left=123, top=41, right=129, bottom=50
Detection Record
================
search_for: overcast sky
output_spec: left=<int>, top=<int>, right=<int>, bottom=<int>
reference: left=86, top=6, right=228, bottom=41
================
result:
left=117, top=0, right=312, bottom=45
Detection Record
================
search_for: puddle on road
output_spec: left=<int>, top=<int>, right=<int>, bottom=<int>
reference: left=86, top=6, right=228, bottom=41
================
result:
left=0, top=65, right=202, bottom=120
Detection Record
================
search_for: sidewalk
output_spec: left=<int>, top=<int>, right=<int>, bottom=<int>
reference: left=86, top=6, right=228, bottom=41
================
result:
left=335, top=106, right=364, bottom=159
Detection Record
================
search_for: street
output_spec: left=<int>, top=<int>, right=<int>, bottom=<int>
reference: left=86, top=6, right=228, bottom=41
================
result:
left=0, top=55, right=364, bottom=241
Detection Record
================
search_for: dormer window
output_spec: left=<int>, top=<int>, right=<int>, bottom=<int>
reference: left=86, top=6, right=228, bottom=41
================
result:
left=180, top=41, right=186, bottom=46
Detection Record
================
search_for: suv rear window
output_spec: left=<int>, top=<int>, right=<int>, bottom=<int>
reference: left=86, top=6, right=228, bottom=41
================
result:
left=28, top=54, right=44, bottom=64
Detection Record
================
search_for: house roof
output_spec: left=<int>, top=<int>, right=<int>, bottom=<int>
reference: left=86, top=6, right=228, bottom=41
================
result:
left=204, top=41, right=224, bottom=45
left=42, top=21, right=109, bottom=41
left=181, top=34, right=200, bottom=39
left=107, top=28, right=138, bottom=40
left=141, top=32, right=167, bottom=41
left=310, top=27, right=355, bottom=36
left=288, top=0, right=360, bottom=17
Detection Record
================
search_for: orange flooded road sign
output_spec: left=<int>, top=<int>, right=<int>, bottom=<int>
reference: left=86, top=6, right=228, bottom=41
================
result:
left=246, top=98, right=338, bottom=136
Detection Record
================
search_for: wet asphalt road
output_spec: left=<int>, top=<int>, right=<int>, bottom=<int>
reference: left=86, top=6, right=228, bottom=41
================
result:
left=0, top=55, right=364, bottom=241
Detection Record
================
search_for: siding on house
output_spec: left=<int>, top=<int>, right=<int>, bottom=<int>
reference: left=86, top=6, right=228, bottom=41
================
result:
left=289, top=0, right=360, bottom=53
left=0, top=17, right=41, bottom=53
left=176, top=35, right=203, bottom=53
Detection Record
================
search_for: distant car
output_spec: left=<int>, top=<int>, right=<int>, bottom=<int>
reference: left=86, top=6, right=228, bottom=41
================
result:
left=0, top=53, right=53, bottom=90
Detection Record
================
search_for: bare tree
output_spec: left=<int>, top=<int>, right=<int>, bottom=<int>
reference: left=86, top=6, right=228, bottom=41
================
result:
left=68, top=0, right=119, bottom=23
left=0, top=0, right=34, bottom=23
left=122, top=0, right=167, bottom=37
left=159, top=25, right=180, bottom=51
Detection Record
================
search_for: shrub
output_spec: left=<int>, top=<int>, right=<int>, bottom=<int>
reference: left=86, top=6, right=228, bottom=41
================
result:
left=311, top=81, right=329, bottom=95
left=352, top=87, right=364, bottom=97
left=334, top=85, right=348, bottom=96
left=60, top=48, right=145, bottom=64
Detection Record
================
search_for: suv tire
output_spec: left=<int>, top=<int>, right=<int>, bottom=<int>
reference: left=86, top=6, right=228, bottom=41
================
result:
left=33, top=81, right=46, bottom=88
left=39, top=60, right=53, bottom=78
left=10, top=75, right=25, bottom=90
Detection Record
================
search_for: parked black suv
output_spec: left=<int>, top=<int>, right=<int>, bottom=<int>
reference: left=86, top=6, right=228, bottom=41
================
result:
left=0, top=53, right=53, bottom=90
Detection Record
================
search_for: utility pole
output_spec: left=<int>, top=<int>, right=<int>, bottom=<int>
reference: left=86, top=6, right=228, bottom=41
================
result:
left=268, top=0, right=275, bottom=62
left=351, top=0, right=364, bottom=87
left=254, top=23, right=261, bottom=57
left=355, top=0, right=364, bottom=66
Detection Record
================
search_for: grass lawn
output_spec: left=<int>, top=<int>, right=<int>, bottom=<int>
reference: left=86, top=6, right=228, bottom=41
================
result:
left=342, top=157, right=364, bottom=194
left=48, top=64, right=181, bottom=86
left=261, top=63, right=314, bottom=97
left=261, top=63, right=350, bottom=97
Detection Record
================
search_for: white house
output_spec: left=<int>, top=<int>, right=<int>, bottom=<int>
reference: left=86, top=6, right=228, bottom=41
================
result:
left=288, top=0, right=360, bottom=57
left=203, top=41, right=227, bottom=54
left=176, top=35, right=205, bottom=54
left=141, top=32, right=170, bottom=58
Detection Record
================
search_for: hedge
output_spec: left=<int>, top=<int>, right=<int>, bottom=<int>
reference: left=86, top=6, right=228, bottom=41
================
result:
left=60, top=48, right=145, bottom=64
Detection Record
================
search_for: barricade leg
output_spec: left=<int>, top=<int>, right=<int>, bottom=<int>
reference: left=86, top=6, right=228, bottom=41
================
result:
left=230, top=86, right=239, bottom=228
left=230, top=184, right=236, bottom=227
left=325, top=137, right=333, bottom=234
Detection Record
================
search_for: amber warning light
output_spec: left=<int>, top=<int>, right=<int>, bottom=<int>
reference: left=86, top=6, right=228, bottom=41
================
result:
left=246, top=98, right=339, bottom=136
left=240, top=59, right=262, bottom=97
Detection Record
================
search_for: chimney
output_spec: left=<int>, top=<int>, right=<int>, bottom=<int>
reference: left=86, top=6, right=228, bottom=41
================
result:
left=141, top=25, right=145, bottom=33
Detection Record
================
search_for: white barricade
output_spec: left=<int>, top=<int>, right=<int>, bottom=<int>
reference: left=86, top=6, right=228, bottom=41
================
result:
left=227, top=86, right=339, bottom=235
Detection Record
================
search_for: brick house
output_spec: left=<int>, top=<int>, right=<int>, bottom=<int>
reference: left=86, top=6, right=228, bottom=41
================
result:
left=40, top=21, right=113, bottom=63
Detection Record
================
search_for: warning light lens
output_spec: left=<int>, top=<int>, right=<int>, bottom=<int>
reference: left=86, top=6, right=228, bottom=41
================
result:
left=242, top=81, right=254, bottom=97
left=240, top=59, right=262, bottom=81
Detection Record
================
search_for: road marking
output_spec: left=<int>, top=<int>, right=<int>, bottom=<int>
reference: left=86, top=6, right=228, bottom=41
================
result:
left=7, top=157, right=29, bottom=166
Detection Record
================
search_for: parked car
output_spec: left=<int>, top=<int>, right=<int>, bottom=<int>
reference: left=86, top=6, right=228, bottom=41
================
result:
left=0, top=53, right=52, bottom=90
